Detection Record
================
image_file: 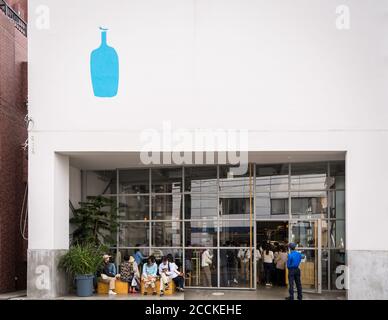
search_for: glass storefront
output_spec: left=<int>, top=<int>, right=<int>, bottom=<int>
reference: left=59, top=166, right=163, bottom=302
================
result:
left=82, top=161, right=345, bottom=291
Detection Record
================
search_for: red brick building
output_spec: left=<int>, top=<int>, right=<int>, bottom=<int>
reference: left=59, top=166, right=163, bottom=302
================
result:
left=0, top=0, right=28, bottom=293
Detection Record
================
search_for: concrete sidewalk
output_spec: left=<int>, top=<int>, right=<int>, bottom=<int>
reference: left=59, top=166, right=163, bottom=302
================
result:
left=0, top=290, right=27, bottom=300
left=12, top=292, right=184, bottom=300
left=185, top=287, right=346, bottom=300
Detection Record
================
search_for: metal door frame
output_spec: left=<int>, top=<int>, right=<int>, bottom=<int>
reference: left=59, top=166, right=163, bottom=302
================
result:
left=288, top=218, right=322, bottom=294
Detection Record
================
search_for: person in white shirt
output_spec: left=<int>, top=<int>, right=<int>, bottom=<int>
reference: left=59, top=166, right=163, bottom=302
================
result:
left=201, top=248, right=213, bottom=287
left=158, top=256, right=172, bottom=296
left=262, top=246, right=274, bottom=286
left=167, top=254, right=185, bottom=292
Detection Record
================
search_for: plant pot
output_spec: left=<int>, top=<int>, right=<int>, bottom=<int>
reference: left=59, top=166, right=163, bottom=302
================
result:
left=75, top=274, right=94, bottom=297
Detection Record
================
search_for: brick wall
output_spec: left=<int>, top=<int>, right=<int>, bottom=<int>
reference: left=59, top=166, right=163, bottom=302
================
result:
left=0, top=0, right=28, bottom=293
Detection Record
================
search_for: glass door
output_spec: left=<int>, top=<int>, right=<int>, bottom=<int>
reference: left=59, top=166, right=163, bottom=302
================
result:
left=289, top=219, right=322, bottom=293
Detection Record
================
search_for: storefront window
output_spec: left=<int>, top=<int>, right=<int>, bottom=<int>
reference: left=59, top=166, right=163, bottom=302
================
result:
left=119, top=222, right=149, bottom=247
left=291, top=191, right=327, bottom=218
left=84, top=160, right=345, bottom=291
left=185, top=248, right=217, bottom=287
left=151, top=168, right=182, bottom=193
left=151, top=194, right=182, bottom=220
left=290, top=221, right=317, bottom=248
left=151, top=221, right=182, bottom=247
left=219, top=165, right=252, bottom=196
left=185, top=194, right=217, bottom=219
left=219, top=197, right=250, bottom=218
left=185, top=220, right=217, bottom=247
left=329, top=161, right=345, bottom=190
left=184, top=166, right=217, bottom=193
left=330, top=220, right=345, bottom=248
left=149, top=248, right=183, bottom=266
left=119, top=195, right=149, bottom=220
left=118, top=169, right=149, bottom=194
left=219, top=248, right=253, bottom=288
left=329, top=190, right=345, bottom=219
left=256, top=164, right=289, bottom=192
left=291, top=162, right=328, bottom=191
left=256, top=192, right=289, bottom=219
left=219, top=220, right=251, bottom=246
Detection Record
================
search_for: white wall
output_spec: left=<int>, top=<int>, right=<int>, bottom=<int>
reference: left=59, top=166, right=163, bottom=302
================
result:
left=29, top=0, right=388, bottom=132
left=28, top=0, right=388, bottom=254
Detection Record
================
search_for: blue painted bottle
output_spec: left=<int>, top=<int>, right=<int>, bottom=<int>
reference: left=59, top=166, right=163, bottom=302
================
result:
left=90, top=27, right=119, bottom=98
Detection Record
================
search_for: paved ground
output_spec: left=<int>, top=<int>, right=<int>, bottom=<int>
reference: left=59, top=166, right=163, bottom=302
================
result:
left=0, top=290, right=26, bottom=300
left=58, top=292, right=184, bottom=300
left=4, top=288, right=346, bottom=300
left=8, top=291, right=184, bottom=300
left=185, top=287, right=347, bottom=300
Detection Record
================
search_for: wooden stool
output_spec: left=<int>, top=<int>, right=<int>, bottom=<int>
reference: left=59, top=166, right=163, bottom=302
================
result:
left=141, top=278, right=160, bottom=295
left=163, top=279, right=176, bottom=295
left=115, top=280, right=129, bottom=294
left=97, top=281, right=109, bottom=294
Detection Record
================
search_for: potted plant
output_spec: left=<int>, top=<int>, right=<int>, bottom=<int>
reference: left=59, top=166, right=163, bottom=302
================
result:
left=59, top=243, right=105, bottom=297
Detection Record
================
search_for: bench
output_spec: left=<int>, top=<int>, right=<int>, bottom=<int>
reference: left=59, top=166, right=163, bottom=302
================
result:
left=140, top=277, right=176, bottom=295
left=97, top=279, right=129, bottom=294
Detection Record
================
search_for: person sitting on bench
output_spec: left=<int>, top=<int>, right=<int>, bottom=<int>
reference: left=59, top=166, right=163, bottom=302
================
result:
left=158, top=256, right=172, bottom=296
left=142, top=255, right=158, bottom=295
left=120, top=255, right=140, bottom=293
left=167, top=254, right=185, bottom=292
left=101, top=254, right=119, bottom=295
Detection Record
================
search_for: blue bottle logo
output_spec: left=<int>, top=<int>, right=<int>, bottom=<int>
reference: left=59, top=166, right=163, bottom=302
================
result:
left=90, top=27, right=119, bottom=98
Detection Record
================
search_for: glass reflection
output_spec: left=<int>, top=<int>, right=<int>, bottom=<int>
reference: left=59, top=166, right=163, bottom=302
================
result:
left=151, top=221, right=181, bottom=247
left=119, top=169, right=149, bottom=194
left=185, top=221, right=217, bottom=247
left=151, top=194, right=182, bottom=220
left=291, top=191, right=327, bottom=217
left=256, top=164, right=289, bottom=192
left=151, top=168, right=182, bottom=193
left=184, top=194, right=217, bottom=219
left=291, top=162, right=328, bottom=191
left=119, top=196, right=149, bottom=220
left=184, top=166, right=217, bottom=193
left=119, top=222, right=149, bottom=247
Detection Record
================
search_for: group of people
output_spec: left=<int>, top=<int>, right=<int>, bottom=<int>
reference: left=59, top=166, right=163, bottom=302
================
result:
left=200, top=242, right=304, bottom=300
left=256, top=242, right=304, bottom=300
left=99, top=242, right=303, bottom=300
left=99, top=252, right=185, bottom=297
left=258, top=243, right=288, bottom=287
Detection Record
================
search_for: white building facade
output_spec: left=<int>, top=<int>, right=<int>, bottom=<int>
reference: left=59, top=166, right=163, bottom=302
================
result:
left=27, top=0, right=388, bottom=299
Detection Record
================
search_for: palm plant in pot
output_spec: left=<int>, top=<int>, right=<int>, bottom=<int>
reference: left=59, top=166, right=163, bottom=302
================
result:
left=60, top=196, right=120, bottom=296
left=59, top=243, right=105, bottom=297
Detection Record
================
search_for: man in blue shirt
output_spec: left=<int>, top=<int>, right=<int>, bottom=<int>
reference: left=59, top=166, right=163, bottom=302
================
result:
left=134, top=248, right=145, bottom=266
left=286, top=243, right=303, bottom=300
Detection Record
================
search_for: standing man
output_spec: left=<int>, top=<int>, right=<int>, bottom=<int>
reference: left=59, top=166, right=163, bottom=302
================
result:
left=286, top=243, right=303, bottom=300
left=201, top=248, right=213, bottom=287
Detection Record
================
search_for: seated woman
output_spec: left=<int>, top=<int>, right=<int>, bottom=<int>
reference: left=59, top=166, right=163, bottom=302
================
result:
left=158, top=256, right=172, bottom=296
left=167, top=254, right=185, bottom=292
left=141, top=255, right=158, bottom=295
left=119, top=255, right=140, bottom=293
left=101, top=254, right=119, bottom=295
